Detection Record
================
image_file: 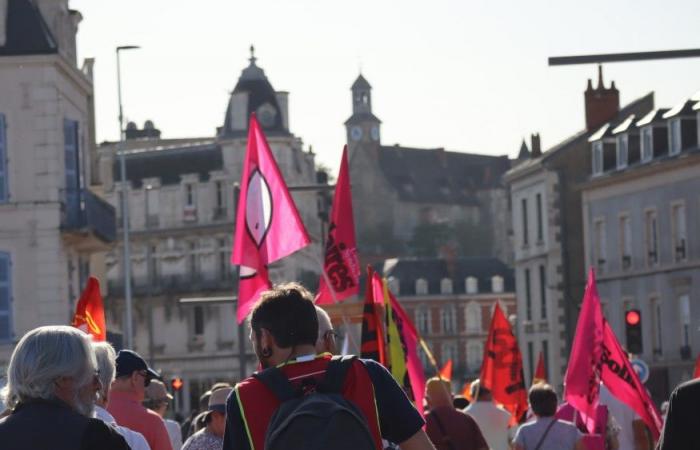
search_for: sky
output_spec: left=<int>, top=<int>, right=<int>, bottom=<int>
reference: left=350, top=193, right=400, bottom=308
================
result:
left=72, top=0, right=700, bottom=174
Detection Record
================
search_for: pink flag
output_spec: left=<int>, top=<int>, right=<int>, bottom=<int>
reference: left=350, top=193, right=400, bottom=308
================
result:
left=315, top=146, right=360, bottom=304
left=231, top=114, right=311, bottom=322
left=601, top=321, right=663, bottom=439
left=564, top=269, right=604, bottom=433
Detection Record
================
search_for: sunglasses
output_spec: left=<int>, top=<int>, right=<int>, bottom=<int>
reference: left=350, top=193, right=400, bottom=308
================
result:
left=136, top=370, right=152, bottom=387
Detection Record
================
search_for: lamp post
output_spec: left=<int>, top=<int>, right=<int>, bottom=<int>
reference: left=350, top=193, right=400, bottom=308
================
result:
left=116, top=45, right=140, bottom=349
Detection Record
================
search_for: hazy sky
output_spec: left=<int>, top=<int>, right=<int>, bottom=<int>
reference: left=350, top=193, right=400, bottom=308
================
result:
left=72, top=0, right=700, bottom=173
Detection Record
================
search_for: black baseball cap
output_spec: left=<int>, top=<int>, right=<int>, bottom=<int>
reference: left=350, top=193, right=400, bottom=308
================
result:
left=115, top=349, right=161, bottom=380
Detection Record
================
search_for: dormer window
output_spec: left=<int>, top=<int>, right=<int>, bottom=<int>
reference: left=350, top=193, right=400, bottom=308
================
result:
left=491, top=276, right=504, bottom=293
left=669, top=119, right=682, bottom=155
left=440, top=278, right=453, bottom=294
left=592, top=141, right=604, bottom=176
left=465, top=276, right=478, bottom=294
left=416, top=278, right=428, bottom=295
left=641, top=126, right=653, bottom=163
left=616, top=134, right=628, bottom=170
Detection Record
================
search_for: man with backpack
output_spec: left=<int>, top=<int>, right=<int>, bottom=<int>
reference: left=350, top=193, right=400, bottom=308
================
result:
left=222, top=282, right=436, bottom=450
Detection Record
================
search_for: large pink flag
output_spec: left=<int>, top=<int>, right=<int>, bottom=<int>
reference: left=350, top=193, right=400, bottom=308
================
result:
left=231, top=114, right=311, bottom=322
left=315, top=146, right=360, bottom=304
left=564, top=269, right=604, bottom=433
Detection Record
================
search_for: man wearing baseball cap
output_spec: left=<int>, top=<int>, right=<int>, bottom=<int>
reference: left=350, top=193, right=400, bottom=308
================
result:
left=183, top=386, right=232, bottom=450
left=145, top=379, right=183, bottom=450
left=108, top=349, right=173, bottom=450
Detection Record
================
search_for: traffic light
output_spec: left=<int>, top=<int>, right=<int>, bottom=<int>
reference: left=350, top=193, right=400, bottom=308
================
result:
left=171, top=376, right=184, bottom=392
left=625, top=309, right=643, bottom=354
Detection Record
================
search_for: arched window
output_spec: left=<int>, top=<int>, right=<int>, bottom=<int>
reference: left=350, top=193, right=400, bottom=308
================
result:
left=441, top=305, right=456, bottom=334
left=415, top=305, right=431, bottom=334
left=491, top=275, right=504, bottom=293
left=416, top=278, right=428, bottom=295
left=465, top=276, right=478, bottom=294
left=465, top=302, right=481, bottom=333
left=440, top=278, right=453, bottom=294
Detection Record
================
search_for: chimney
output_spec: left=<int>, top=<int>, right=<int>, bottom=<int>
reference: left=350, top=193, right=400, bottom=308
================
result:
left=530, top=133, right=542, bottom=157
left=584, top=65, right=620, bottom=131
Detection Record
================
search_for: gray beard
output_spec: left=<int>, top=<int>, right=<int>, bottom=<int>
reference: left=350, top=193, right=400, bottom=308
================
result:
left=73, top=390, right=96, bottom=417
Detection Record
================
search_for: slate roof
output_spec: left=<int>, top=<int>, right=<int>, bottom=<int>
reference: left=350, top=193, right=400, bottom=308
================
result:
left=0, top=0, right=57, bottom=56
left=636, top=108, right=670, bottom=127
left=112, top=142, right=223, bottom=188
left=344, top=112, right=382, bottom=126
left=352, top=74, right=372, bottom=90
left=379, top=257, right=514, bottom=296
left=376, top=145, right=510, bottom=204
left=662, top=99, right=697, bottom=119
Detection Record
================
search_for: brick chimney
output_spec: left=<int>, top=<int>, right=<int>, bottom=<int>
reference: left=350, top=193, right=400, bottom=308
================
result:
left=584, top=65, right=619, bottom=131
left=530, top=133, right=542, bottom=157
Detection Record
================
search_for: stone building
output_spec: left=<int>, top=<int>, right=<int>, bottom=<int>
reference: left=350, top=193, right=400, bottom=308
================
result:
left=504, top=68, right=654, bottom=391
left=98, top=50, right=323, bottom=415
left=344, top=75, right=513, bottom=266
left=379, top=257, right=516, bottom=384
left=582, top=89, right=700, bottom=402
left=0, top=0, right=115, bottom=369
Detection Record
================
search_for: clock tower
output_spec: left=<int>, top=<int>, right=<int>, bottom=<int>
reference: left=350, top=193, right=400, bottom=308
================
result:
left=344, top=74, right=381, bottom=161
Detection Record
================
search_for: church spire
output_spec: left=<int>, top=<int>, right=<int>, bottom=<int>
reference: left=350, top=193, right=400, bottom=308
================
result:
left=249, top=45, right=257, bottom=66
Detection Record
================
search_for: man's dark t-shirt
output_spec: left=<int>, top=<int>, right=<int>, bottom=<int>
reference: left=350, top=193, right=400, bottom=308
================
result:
left=657, top=378, right=700, bottom=450
left=426, top=406, right=488, bottom=450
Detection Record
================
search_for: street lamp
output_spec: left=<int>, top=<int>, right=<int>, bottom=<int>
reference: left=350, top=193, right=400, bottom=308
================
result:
left=116, top=44, right=140, bottom=349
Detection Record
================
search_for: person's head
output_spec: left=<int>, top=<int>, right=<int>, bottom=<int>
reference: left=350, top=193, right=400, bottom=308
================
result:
left=315, top=306, right=337, bottom=354
left=205, top=386, right=232, bottom=438
left=529, top=383, right=558, bottom=417
left=250, top=283, right=319, bottom=367
left=1, top=326, right=100, bottom=417
left=92, top=341, right=117, bottom=407
left=143, top=379, right=173, bottom=417
left=425, top=377, right=453, bottom=409
left=110, top=349, right=160, bottom=401
left=470, top=379, right=492, bottom=402
left=453, top=395, right=470, bottom=409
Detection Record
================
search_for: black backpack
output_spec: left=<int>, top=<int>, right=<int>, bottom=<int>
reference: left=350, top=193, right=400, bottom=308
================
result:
left=252, top=355, right=377, bottom=450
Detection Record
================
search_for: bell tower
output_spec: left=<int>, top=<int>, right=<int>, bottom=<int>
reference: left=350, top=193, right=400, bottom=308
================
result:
left=345, top=74, right=381, bottom=160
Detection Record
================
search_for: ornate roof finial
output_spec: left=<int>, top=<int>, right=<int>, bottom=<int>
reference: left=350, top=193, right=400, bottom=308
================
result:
left=597, top=64, right=604, bottom=89
left=249, top=45, right=257, bottom=65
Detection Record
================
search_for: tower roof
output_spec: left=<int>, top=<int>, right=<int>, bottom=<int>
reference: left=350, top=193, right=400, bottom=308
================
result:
left=0, top=0, right=57, bottom=56
left=517, top=140, right=530, bottom=159
left=351, top=74, right=372, bottom=90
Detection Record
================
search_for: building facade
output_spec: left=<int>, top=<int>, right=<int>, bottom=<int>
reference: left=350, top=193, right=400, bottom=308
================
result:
left=379, top=257, right=516, bottom=384
left=0, top=1, right=115, bottom=369
left=504, top=69, right=654, bottom=391
left=582, top=90, right=700, bottom=402
left=98, top=51, right=324, bottom=415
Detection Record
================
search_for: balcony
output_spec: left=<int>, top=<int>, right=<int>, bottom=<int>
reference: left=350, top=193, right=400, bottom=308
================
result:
left=61, top=189, right=117, bottom=251
left=107, top=273, right=236, bottom=298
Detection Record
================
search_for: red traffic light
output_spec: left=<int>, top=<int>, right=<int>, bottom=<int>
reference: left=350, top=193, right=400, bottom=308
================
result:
left=625, top=310, right=641, bottom=326
left=171, top=377, right=184, bottom=391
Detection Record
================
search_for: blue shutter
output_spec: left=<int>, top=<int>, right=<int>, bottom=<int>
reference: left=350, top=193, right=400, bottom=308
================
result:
left=0, top=252, right=12, bottom=343
left=0, top=114, right=7, bottom=202
left=63, top=119, right=80, bottom=224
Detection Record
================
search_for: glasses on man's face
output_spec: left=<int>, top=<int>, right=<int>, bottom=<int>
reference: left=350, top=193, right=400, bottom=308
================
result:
left=324, top=330, right=339, bottom=341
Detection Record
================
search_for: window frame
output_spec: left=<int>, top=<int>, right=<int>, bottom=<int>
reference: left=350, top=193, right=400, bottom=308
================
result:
left=669, top=118, right=682, bottom=156
left=0, top=251, right=12, bottom=343
left=538, top=265, right=547, bottom=320
left=641, top=126, right=653, bottom=162
left=592, top=141, right=604, bottom=175
left=616, top=134, right=628, bottom=170
left=0, top=114, right=8, bottom=202
left=619, top=213, right=632, bottom=270
left=524, top=268, right=532, bottom=321
left=521, top=197, right=529, bottom=246
left=645, top=208, right=659, bottom=267
left=671, top=201, right=688, bottom=263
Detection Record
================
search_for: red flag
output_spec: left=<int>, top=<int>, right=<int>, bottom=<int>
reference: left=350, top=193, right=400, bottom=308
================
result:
left=532, top=351, right=546, bottom=385
left=360, top=266, right=386, bottom=365
left=462, top=381, right=473, bottom=401
left=439, top=359, right=453, bottom=381
left=480, top=304, right=528, bottom=425
left=71, top=276, right=106, bottom=341
left=316, top=147, right=360, bottom=304
left=694, top=354, right=700, bottom=378
left=231, top=114, right=311, bottom=323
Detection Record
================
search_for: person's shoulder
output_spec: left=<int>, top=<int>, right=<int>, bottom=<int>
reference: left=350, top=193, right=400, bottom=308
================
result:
left=673, top=377, right=700, bottom=398
left=84, top=418, right=130, bottom=449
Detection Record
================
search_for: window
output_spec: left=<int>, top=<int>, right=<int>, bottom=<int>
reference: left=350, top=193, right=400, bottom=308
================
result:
left=215, top=180, right=226, bottom=214
left=0, top=252, right=12, bottom=342
left=620, top=215, right=632, bottom=270
left=440, top=278, right=453, bottom=294
left=641, top=126, right=653, bottom=162
left=491, top=276, right=504, bottom=293
left=680, top=294, right=691, bottom=348
left=527, top=341, right=534, bottom=382
left=442, top=341, right=458, bottom=366
left=415, top=278, right=428, bottom=295
left=542, top=340, right=550, bottom=382
left=592, top=141, right=604, bottom=175
left=63, top=119, right=81, bottom=223
left=218, top=238, right=231, bottom=280
left=441, top=305, right=456, bottom=334
left=645, top=210, right=659, bottom=266
left=524, top=268, right=532, bottom=321
left=416, top=306, right=431, bottom=334
left=193, top=306, right=205, bottom=336
left=669, top=119, right=682, bottom=155
left=465, top=276, right=478, bottom=294
left=650, top=297, right=662, bottom=355
left=466, top=341, right=483, bottom=372
left=521, top=198, right=529, bottom=246
left=465, top=302, right=481, bottom=333
left=148, top=244, right=159, bottom=282
left=594, top=219, right=607, bottom=272
left=539, top=265, right=547, bottom=320
left=672, top=202, right=687, bottom=262
left=145, top=186, right=159, bottom=227
left=0, top=114, right=8, bottom=202
left=616, top=134, right=628, bottom=170
left=536, top=193, right=544, bottom=242
left=185, top=184, right=196, bottom=207
left=188, top=241, right=199, bottom=279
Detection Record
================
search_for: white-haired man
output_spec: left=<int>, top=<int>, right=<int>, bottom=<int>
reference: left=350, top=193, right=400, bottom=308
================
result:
left=93, top=341, right=151, bottom=450
left=315, top=305, right=338, bottom=354
left=0, top=325, right=129, bottom=449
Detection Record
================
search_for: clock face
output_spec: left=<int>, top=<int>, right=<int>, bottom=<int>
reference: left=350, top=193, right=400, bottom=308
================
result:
left=256, top=103, right=277, bottom=128
left=350, top=126, right=363, bottom=141
left=371, top=126, right=380, bottom=141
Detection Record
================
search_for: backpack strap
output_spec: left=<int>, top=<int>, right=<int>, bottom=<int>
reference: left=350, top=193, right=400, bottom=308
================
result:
left=252, top=367, right=297, bottom=402
left=319, top=355, right=356, bottom=394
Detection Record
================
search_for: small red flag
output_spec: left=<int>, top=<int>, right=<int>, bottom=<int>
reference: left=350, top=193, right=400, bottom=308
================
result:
left=316, top=146, right=360, bottom=304
left=694, top=355, right=700, bottom=379
left=360, top=266, right=386, bottom=365
left=462, top=381, right=473, bottom=401
left=231, top=114, right=311, bottom=322
left=439, top=359, right=453, bottom=381
left=480, top=304, right=528, bottom=425
left=533, top=351, right=546, bottom=385
left=72, top=276, right=106, bottom=341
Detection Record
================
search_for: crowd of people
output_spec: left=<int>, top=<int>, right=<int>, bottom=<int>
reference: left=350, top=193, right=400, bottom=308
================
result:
left=0, top=282, right=694, bottom=449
